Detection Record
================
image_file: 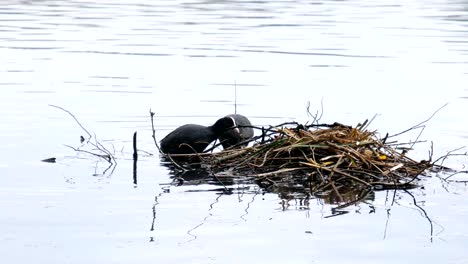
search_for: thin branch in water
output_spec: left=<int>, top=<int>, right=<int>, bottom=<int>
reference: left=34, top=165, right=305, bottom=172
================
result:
left=50, top=105, right=117, bottom=176
left=94, top=135, right=118, bottom=175
left=101, top=159, right=115, bottom=176
left=149, top=109, right=163, bottom=154
left=149, top=110, right=190, bottom=173
left=428, top=141, right=434, bottom=163
left=306, top=98, right=324, bottom=125
left=317, top=98, right=324, bottom=124
left=444, top=170, right=468, bottom=181
left=388, top=103, right=448, bottom=138
left=409, top=125, right=425, bottom=150
left=65, top=143, right=116, bottom=176
left=96, top=136, right=113, bottom=161
left=431, top=146, right=466, bottom=168
left=49, top=104, right=92, bottom=141
left=64, top=144, right=109, bottom=160
left=306, top=101, right=315, bottom=121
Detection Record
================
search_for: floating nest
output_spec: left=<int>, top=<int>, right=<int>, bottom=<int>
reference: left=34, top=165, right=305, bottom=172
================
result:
left=161, top=121, right=446, bottom=195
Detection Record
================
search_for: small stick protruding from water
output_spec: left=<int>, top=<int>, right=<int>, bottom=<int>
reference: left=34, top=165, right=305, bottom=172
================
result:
left=133, top=131, right=138, bottom=185
left=149, top=109, right=188, bottom=171
left=149, top=109, right=162, bottom=153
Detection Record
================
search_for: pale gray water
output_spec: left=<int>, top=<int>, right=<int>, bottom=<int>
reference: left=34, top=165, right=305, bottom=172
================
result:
left=1, top=0, right=468, bottom=263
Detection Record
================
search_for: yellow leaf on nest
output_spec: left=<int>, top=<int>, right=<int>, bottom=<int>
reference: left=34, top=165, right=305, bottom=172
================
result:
left=379, top=155, right=387, bottom=160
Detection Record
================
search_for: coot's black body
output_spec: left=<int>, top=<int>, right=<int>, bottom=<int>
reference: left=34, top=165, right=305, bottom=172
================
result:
left=219, top=114, right=254, bottom=149
left=160, top=117, right=235, bottom=154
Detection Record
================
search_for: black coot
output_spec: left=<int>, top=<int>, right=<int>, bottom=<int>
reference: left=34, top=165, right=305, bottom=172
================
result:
left=160, top=117, right=236, bottom=154
left=219, top=114, right=254, bottom=149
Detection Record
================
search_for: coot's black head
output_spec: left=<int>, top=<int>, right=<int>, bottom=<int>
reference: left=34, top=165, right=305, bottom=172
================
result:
left=210, top=116, right=237, bottom=136
left=219, top=114, right=254, bottom=149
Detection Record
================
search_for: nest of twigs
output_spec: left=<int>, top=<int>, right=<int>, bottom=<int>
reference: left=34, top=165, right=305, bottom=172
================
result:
left=166, top=121, right=442, bottom=193
left=153, top=109, right=458, bottom=200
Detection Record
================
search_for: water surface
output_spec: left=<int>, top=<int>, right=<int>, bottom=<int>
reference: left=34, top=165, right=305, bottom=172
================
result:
left=1, top=0, right=468, bottom=263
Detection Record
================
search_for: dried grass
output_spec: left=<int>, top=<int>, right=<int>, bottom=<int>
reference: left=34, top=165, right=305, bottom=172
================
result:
left=202, top=122, right=434, bottom=191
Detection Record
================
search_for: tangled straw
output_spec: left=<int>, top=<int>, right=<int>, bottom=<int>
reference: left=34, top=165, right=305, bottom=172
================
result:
left=199, top=122, right=436, bottom=191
